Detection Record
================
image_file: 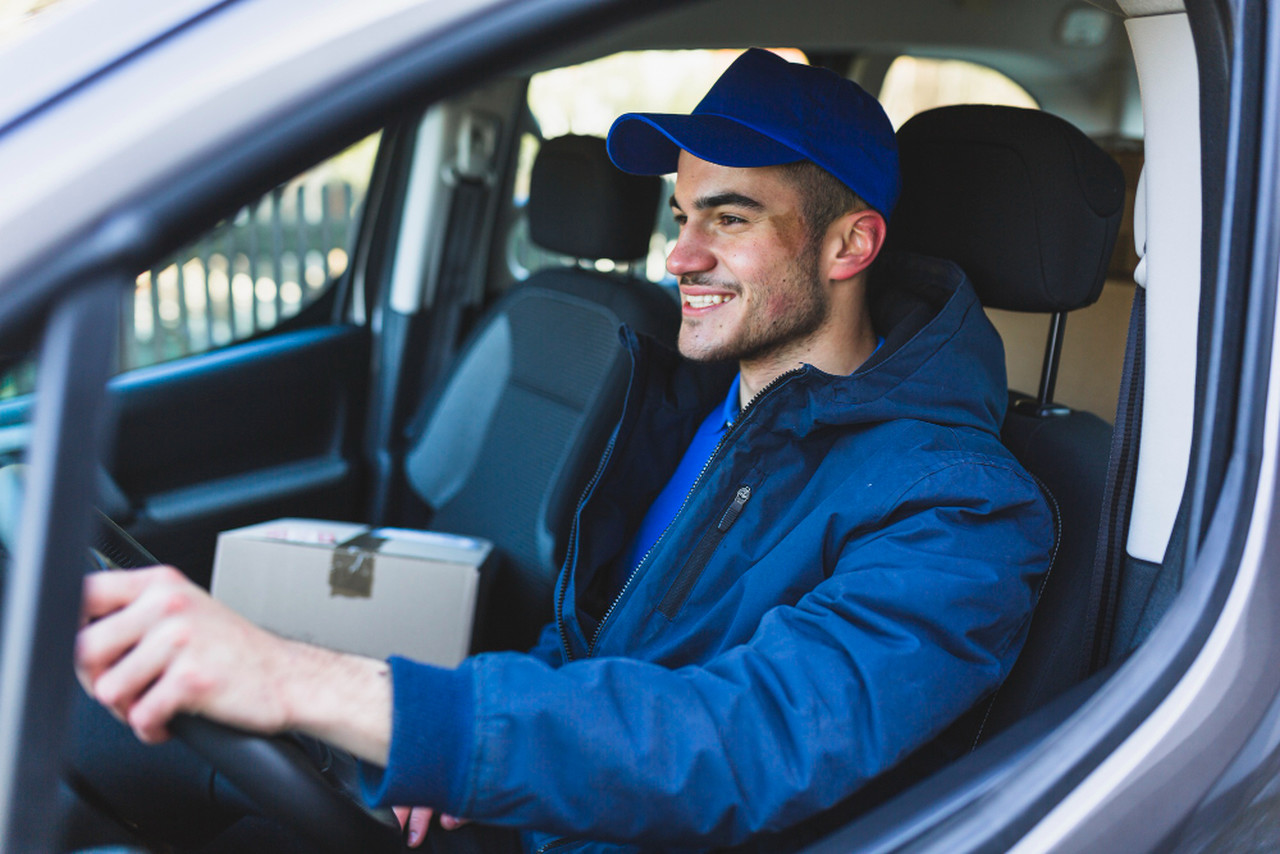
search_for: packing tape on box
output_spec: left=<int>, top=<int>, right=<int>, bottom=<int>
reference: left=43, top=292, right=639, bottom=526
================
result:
left=329, top=532, right=388, bottom=598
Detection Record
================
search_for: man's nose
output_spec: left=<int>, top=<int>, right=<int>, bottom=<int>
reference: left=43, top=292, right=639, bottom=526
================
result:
left=666, top=229, right=714, bottom=278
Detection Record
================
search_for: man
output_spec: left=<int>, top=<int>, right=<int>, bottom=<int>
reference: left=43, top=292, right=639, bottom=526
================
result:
left=76, top=49, right=1052, bottom=852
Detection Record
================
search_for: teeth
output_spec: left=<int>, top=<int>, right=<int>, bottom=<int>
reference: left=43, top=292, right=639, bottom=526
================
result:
left=684, top=293, right=733, bottom=308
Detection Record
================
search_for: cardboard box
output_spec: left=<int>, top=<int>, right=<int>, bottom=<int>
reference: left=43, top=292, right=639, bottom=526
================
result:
left=211, top=518, right=492, bottom=667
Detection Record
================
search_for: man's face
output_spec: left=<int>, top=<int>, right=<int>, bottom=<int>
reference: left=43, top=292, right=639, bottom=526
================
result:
left=667, top=152, right=828, bottom=365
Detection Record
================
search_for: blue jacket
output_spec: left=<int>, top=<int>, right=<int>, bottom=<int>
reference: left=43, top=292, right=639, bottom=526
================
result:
left=363, top=253, right=1053, bottom=852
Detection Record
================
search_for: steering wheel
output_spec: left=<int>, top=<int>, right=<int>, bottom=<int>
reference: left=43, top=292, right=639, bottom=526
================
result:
left=0, top=464, right=404, bottom=853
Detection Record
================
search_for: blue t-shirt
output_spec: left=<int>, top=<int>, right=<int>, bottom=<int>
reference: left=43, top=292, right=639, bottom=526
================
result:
left=616, top=374, right=743, bottom=575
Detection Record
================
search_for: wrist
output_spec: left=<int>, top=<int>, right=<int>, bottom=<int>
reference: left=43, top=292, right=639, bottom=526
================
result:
left=278, top=640, right=393, bottom=765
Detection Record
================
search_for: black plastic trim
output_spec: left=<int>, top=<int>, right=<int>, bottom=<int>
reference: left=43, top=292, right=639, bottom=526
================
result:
left=358, top=119, right=428, bottom=524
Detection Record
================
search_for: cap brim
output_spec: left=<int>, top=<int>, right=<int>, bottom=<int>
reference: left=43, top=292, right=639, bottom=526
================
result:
left=607, top=112, right=804, bottom=176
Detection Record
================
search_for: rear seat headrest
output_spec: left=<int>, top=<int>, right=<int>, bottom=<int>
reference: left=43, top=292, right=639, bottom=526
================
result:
left=890, top=105, right=1126, bottom=313
left=529, top=134, right=662, bottom=261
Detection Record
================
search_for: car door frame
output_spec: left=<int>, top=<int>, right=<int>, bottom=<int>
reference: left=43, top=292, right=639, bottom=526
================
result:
left=1, top=0, right=1273, bottom=850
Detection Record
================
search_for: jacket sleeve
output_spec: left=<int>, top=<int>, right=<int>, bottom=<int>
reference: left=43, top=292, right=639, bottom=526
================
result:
left=523, top=619, right=565, bottom=665
left=366, top=462, right=1051, bottom=846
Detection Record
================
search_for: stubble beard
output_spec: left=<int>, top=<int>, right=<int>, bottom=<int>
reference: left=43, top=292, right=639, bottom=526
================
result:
left=679, top=247, right=829, bottom=365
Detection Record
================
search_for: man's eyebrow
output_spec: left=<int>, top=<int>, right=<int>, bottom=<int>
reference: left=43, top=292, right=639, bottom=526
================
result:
left=668, top=192, right=765, bottom=212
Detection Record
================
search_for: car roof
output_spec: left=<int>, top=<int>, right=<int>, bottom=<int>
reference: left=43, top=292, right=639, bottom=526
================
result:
left=550, top=0, right=1130, bottom=105
left=0, top=0, right=513, bottom=303
left=0, top=0, right=225, bottom=135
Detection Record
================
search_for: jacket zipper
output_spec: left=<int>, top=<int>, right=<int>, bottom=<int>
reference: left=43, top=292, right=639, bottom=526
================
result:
left=657, top=484, right=753, bottom=619
left=556, top=426, right=621, bottom=661
left=581, top=367, right=803, bottom=659
left=533, top=836, right=578, bottom=853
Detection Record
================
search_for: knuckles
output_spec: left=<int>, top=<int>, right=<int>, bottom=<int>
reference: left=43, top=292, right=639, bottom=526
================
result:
left=161, top=588, right=193, bottom=616
left=154, top=615, right=194, bottom=651
left=173, top=662, right=215, bottom=700
left=77, top=565, right=261, bottom=740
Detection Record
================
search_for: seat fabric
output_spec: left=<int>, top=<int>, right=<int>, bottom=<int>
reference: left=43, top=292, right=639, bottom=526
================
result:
left=400, top=135, right=678, bottom=652
left=891, top=105, right=1126, bottom=739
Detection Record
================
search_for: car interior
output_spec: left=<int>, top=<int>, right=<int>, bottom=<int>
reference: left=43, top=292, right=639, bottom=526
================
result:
left=0, top=0, right=1262, bottom=850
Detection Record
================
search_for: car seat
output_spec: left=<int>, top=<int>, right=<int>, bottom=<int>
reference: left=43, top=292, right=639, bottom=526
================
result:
left=889, top=105, right=1127, bottom=738
left=399, top=134, right=680, bottom=652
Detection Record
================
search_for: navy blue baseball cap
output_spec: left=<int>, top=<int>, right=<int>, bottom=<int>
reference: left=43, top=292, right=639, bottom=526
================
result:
left=607, top=48, right=900, bottom=218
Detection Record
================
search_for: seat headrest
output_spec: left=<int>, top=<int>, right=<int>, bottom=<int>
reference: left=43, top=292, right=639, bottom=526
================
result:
left=528, top=134, right=662, bottom=261
left=890, top=105, right=1126, bottom=313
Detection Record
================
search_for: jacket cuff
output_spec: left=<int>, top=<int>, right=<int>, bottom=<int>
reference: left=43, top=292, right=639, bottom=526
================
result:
left=359, top=655, right=474, bottom=810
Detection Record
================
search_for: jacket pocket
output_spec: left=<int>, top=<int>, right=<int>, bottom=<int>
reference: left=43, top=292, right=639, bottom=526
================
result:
left=657, top=484, right=753, bottom=619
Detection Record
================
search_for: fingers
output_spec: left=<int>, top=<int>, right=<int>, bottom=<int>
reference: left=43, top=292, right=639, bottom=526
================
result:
left=76, top=567, right=207, bottom=742
left=80, top=566, right=186, bottom=624
left=75, top=565, right=296, bottom=741
left=391, top=806, right=467, bottom=847
left=89, top=617, right=191, bottom=741
left=123, top=646, right=221, bottom=744
left=75, top=564, right=381, bottom=756
left=76, top=570, right=195, bottom=688
left=406, top=806, right=433, bottom=848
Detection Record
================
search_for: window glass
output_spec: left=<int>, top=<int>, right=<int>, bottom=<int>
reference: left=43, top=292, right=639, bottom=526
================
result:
left=0, top=359, right=33, bottom=404
left=526, top=50, right=809, bottom=138
left=0, top=133, right=381, bottom=399
left=125, top=132, right=380, bottom=371
left=511, top=49, right=807, bottom=285
left=877, top=56, right=1038, bottom=128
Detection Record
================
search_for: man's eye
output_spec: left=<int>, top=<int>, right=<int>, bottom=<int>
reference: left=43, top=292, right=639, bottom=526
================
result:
left=672, top=213, right=687, bottom=227
left=720, top=214, right=746, bottom=226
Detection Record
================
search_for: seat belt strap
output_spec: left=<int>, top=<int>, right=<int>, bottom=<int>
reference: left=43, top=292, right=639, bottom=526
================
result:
left=416, top=174, right=489, bottom=388
left=414, top=112, right=501, bottom=402
left=1086, top=284, right=1146, bottom=672
left=368, top=114, right=499, bottom=523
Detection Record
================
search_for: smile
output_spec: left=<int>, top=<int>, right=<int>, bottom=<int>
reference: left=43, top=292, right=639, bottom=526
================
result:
left=683, top=293, right=735, bottom=308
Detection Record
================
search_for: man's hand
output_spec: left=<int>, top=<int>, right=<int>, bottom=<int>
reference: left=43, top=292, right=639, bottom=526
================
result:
left=77, top=567, right=294, bottom=743
left=393, top=806, right=470, bottom=848
left=76, top=567, right=393, bottom=765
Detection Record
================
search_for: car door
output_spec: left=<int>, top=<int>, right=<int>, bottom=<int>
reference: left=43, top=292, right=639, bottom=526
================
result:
left=1, top=135, right=388, bottom=587
left=110, top=138, right=390, bottom=585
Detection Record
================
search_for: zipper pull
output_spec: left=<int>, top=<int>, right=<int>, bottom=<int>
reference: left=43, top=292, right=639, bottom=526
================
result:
left=717, top=485, right=753, bottom=531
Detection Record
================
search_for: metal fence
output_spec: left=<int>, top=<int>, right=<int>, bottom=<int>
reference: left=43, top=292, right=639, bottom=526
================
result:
left=0, top=134, right=379, bottom=403
left=125, top=180, right=359, bottom=371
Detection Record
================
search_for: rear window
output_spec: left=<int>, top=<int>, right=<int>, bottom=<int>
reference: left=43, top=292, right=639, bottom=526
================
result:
left=878, top=56, right=1039, bottom=128
left=511, top=49, right=808, bottom=286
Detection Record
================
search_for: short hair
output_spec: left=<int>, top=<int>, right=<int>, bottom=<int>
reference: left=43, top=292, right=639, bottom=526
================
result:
left=777, top=159, right=868, bottom=246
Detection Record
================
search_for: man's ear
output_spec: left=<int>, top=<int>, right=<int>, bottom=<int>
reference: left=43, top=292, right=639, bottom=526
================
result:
left=826, top=209, right=887, bottom=282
